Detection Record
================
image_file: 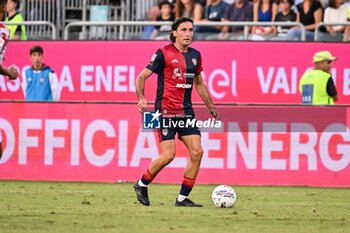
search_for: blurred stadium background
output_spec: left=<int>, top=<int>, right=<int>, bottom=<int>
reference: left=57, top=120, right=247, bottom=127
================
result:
left=9, top=0, right=350, bottom=41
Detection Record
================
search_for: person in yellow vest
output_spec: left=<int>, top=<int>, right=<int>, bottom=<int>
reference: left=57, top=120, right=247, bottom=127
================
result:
left=5, top=0, right=27, bottom=40
left=343, top=8, right=350, bottom=41
left=299, top=51, right=338, bottom=105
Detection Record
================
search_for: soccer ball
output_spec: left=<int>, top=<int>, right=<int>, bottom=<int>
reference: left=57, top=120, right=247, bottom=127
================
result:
left=211, top=185, right=237, bottom=208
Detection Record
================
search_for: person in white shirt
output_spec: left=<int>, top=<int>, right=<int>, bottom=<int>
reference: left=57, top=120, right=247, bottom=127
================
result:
left=320, top=0, right=350, bottom=41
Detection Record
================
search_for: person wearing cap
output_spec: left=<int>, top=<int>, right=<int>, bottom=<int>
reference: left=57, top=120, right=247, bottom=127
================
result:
left=299, top=51, right=338, bottom=105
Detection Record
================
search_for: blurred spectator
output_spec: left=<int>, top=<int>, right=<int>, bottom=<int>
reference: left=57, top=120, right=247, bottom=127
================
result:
left=273, top=0, right=297, bottom=39
left=195, top=0, right=229, bottom=39
left=286, top=0, right=323, bottom=41
left=5, top=0, right=27, bottom=40
left=140, top=6, right=160, bottom=40
left=217, top=0, right=253, bottom=40
left=197, top=0, right=207, bottom=7
left=166, top=0, right=176, bottom=5
left=299, top=51, right=337, bottom=105
left=151, top=0, right=175, bottom=40
left=22, top=46, right=60, bottom=101
left=251, top=0, right=278, bottom=40
left=319, top=0, right=350, bottom=41
left=343, top=8, right=350, bottom=41
left=175, top=0, right=204, bottom=21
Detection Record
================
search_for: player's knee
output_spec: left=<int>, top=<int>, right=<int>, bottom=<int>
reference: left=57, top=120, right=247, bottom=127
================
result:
left=162, top=153, right=175, bottom=165
left=190, top=148, right=203, bottom=162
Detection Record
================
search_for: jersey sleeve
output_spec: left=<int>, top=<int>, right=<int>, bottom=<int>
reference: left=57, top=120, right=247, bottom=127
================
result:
left=146, top=49, right=165, bottom=74
left=196, top=52, right=203, bottom=75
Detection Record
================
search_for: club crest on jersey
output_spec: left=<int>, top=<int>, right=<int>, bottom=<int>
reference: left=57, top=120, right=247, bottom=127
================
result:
left=192, top=58, right=197, bottom=66
left=172, top=68, right=183, bottom=80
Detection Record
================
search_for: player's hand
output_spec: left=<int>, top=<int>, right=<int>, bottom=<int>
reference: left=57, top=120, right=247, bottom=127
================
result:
left=138, top=98, right=148, bottom=113
left=210, top=108, right=220, bottom=121
left=8, top=65, right=19, bottom=80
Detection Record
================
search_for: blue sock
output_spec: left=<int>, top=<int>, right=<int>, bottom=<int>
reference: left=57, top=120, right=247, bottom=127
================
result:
left=179, top=184, right=192, bottom=197
left=141, top=175, right=150, bottom=185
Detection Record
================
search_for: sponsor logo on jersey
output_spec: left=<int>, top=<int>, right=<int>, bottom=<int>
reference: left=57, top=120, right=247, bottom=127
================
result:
left=184, top=73, right=195, bottom=79
left=172, top=59, right=179, bottom=63
left=176, top=83, right=192, bottom=89
left=172, top=68, right=183, bottom=80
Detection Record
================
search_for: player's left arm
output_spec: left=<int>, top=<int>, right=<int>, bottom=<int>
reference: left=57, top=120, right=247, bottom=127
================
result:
left=0, top=64, right=18, bottom=80
left=194, top=74, right=220, bottom=120
left=49, top=71, right=60, bottom=101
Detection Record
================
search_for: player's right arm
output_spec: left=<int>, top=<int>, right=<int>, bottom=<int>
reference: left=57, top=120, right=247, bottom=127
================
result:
left=136, top=68, right=153, bottom=113
left=136, top=49, right=165, bottom=113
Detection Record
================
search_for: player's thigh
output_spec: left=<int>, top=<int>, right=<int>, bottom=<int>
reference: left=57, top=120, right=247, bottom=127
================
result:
left=159, top=139, right=176, bottom=160
left=181, top=134, right=203, bottom=158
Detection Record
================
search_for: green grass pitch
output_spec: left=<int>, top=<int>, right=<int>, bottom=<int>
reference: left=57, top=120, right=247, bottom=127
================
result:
left=0, top=181, right=349, bottom=233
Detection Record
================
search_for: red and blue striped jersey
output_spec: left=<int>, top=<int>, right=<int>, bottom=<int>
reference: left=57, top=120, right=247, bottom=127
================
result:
left=146, top=44, right=203, bottom=115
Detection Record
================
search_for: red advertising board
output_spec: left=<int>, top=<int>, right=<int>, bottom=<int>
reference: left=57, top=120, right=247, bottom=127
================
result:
left=1, top=102, right=349, bottom=187
left=1, top=41, right=349, bottom=104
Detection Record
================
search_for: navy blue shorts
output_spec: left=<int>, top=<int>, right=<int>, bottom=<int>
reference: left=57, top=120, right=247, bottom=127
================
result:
left=157, top=116, right=201, bottom=142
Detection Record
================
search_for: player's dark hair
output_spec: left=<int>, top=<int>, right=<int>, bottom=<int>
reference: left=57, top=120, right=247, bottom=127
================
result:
left=169, top=17, right=194, bottom=43
left=30, top=45, right=44, bottom=55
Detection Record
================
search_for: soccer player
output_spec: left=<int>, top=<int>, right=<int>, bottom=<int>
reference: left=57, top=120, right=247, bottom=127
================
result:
left=134, top=17, right=220, bottom=207
left=0, top=0, right=19, bottom=159
left=0, top=0, right=18, bottom=80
